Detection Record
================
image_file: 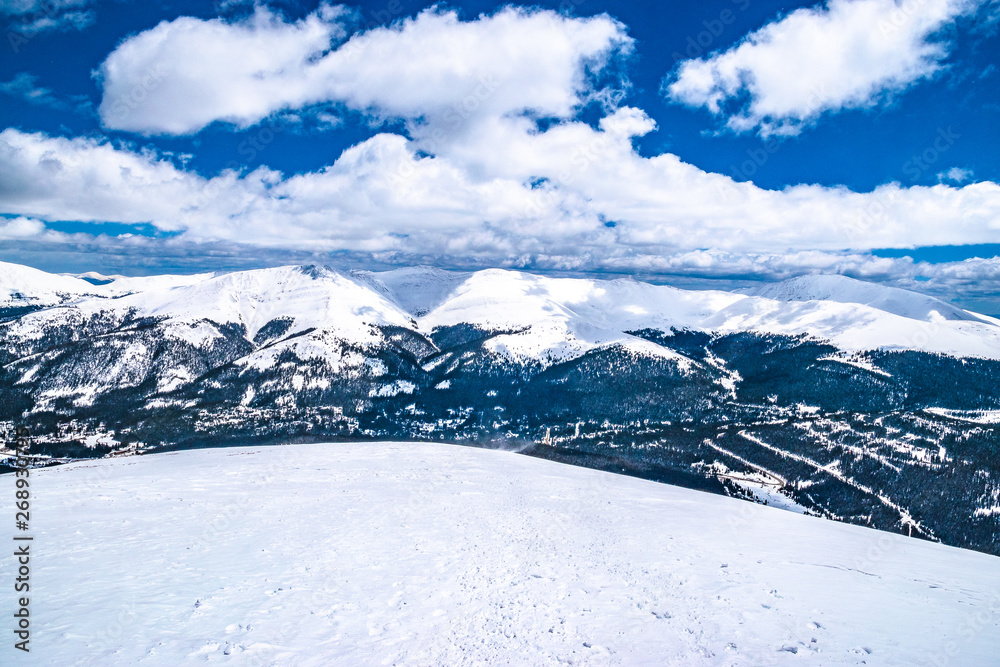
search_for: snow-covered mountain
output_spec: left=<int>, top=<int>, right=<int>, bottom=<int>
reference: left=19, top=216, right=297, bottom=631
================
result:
left=2, top=260, right=999, bottom=556
left=0, top=262, right=214, bottom=310
left=742, top=274, right=993, bottom=323
left=4, top=441, right=998, bottom=665
left=410, top=268, right=1000, bottom=361
left=0, top=261, right=101, bottom=308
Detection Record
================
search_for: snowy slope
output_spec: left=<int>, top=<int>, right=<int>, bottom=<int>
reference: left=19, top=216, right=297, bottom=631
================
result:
left=91, top=270, right=217, bottom=296
left=3, top=441, right=997, bottom=666
left=742, top=274, right=992, bottom=323
left=352, top=266, right=469, bottom=317
left=419, top=269, right=740, bottom=366
left=119, top=265, right=411, bottom=341
left=0, top=262, right=210, bottom=306
left=704, top=295, right=1000, bottom=359
left=0, top=261, right=100, bottom=306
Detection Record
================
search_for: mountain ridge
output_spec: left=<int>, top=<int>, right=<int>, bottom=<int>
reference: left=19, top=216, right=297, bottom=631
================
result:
left=3, top=259, right=996, bottom=352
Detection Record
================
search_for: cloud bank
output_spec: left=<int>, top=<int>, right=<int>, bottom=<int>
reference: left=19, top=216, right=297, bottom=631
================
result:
left=2, top=124, right=997, bottom=262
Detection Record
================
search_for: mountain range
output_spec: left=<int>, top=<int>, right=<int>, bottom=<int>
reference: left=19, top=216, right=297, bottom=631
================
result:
left=1, top=261, right=998, bottom=554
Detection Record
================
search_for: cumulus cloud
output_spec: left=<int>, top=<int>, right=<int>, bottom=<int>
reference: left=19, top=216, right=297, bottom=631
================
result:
left=665, top=0, right=983, bottom=136
left=98, top=4, right=631, bottom=135
left=0, top=129, right=221, bottom=226
left=0, top=215, right=45, bottom=239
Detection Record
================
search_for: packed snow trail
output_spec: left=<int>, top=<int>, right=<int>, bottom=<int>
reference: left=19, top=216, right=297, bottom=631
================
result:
left=2, top=442, right=998, bottom=665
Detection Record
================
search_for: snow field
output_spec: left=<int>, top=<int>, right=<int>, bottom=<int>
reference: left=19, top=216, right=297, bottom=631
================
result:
left=2, top=441, right=998, bottom=666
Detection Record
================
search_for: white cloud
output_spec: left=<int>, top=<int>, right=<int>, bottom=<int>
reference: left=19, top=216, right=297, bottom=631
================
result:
left=97, top=5, right=348, bottom=134
left=665, top=0, right=982, bottom=136
left=2, top=0, right=93, bottom=35
left=12, top=9, right=92, bottom=34
left=98, top=5, right=631, bottom=136
left=0, top=215, right=45, bottom=239
left=0, top=129, right=221, bottom=226
left=0, top=73, right=56, bottom=104
left=0, top=0, right=83, bottom=14
left=938, top=166, right=974, bottom=183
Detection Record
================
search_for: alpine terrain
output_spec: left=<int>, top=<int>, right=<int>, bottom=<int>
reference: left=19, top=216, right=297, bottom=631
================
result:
left=1, top=261, right=999, bottom=555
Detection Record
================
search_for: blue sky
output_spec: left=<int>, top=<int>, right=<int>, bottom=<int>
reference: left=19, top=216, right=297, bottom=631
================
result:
left=0, top=0, right=998, bottom=310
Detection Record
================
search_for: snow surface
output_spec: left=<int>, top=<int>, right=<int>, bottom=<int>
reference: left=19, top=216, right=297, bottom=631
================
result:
left=0, top=261, right=217, bottom=307
left=92, top=271, right=217, bottom=296
left=3, top=441, right=998, bottom=666
left=420, top=270, right=741, bottom=366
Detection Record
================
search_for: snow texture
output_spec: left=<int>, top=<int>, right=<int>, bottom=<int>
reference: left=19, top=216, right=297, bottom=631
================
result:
left=3, top=441, right=998, bottom=665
